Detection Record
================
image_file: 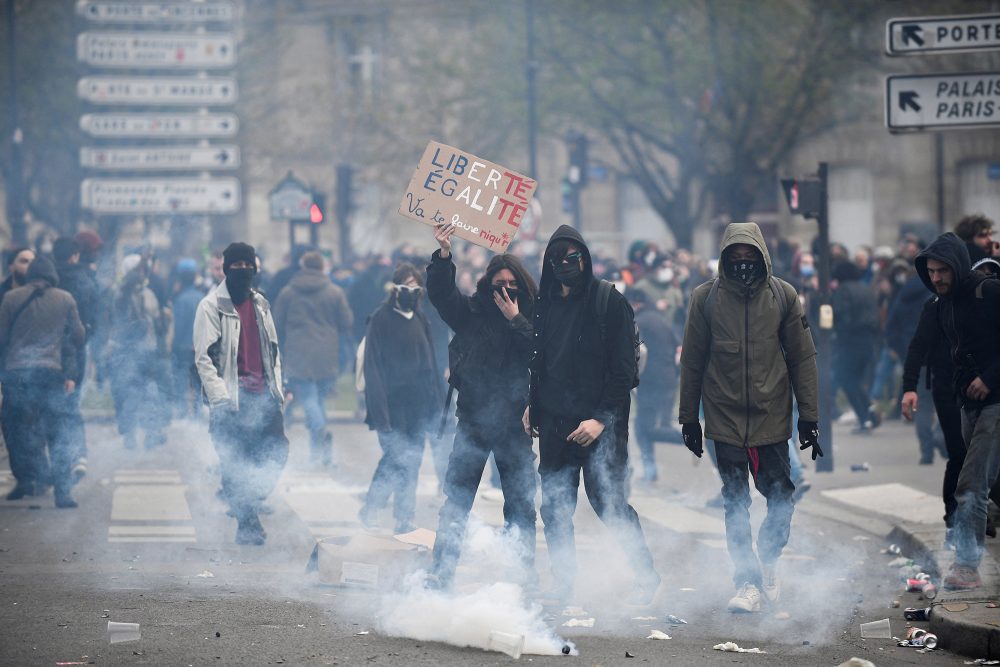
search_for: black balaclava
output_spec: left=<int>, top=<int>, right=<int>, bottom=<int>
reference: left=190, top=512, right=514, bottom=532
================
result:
left=396, top=286, right=421, bottom=312
left=724, top=250, right=763, bottom=287
left=223, top=242, right=256, bottom=305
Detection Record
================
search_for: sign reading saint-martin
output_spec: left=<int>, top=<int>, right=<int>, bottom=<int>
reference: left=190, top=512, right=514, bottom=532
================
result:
left=886, top=72, right=1000, bottom=131
left=886, top=13, right=1000, bottom=55
left=80, top=113, right=238, bottom=138
left=81, top=178, right=241, bottom=214
left=77, top=32, right=236, bottom=68
left=77, top=76, right=237, bottom=105
left=398, top=141, right=537, bottom=252
left=81, top=145, right=240, bottom=170
left=76, top=1, right=235, bottom=23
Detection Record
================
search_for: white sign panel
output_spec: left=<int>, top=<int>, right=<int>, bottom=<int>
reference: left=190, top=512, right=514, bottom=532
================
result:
left=77, top=32, right=236, bottom=69
left=76, top=1, right=235, bottom=23
left=78, top=76, right=237, bottom=106
left=80, top=113, right=238, bottom=138
left=887, top=14, right=1000, bottom=55
left=81, top=145, right=240, bottom=170
left=886, top=72, right=1000, bottom=131
left=81, top=178, right=241, bottom=214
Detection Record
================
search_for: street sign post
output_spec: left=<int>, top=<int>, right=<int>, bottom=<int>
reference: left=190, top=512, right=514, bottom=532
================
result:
left=76, top=1, right=235, bottom=23
left=81, top=178, right=241, bottom=214
left=886, top=13, right=1000, bottom=55
left=77, top=76, right=238, bottom=106
left=77, top=32, right=236, bottom=69
left=81, top=145, right=240, bottom=170
left=885, top=72, right=1000, bottom=131
left=80, top=113, right=239, bottom=138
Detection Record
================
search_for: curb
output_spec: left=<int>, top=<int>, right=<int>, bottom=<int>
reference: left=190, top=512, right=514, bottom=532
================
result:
left=890, top=521, right=1000, bottom=659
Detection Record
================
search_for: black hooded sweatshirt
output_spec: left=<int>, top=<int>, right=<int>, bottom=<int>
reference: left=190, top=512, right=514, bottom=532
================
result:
left=529, top=225, right=637, bottom=427
left=915, top=232, right=1000, bottom=407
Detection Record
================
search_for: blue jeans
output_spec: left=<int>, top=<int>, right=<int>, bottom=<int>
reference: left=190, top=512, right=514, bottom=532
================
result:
left=868, top=347, right=898, bottom=403
left=952, top=403, right=1000, bottom=568
left=287, top=379, right=334, bottom=450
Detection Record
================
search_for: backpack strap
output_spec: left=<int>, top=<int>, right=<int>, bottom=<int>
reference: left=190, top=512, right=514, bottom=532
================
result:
left=768, top=276, right=789, bottom=319
left=976, top=281, right=985, bottom=299
left=596, top=279, right=613, bottom=343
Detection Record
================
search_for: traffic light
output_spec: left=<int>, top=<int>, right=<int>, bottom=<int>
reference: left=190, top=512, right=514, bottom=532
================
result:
left=567, top=132, right=589, bottom=188
left=310, top=194, right=325, bottom=224
left=336, top=164, right=354, bottom=224
left=781, top=178, right=822, bottom=219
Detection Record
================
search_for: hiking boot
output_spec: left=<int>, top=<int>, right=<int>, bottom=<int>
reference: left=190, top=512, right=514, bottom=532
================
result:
left=6, top=482, right=35, bottom=501
left=54, top=492, right=78, bottom=509
left=943, top=563, right=982, bottom=590
left=71, top=458, right=87, bottom=486
left=760, top=563, right=780, bottom=604
left=235, top=515, right=266, bottom=546
left=727, top=582, right=762, bottom=613
left=624, top=571, right=661, bottom=606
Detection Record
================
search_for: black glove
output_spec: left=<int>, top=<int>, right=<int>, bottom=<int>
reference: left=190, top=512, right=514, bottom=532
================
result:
left=682, top=422, right=703, bottom=458
left=798, top=420, right=823, bottom=460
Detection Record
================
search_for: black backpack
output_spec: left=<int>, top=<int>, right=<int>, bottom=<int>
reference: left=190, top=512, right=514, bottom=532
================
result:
left=595, top=279, right=644, bottom=388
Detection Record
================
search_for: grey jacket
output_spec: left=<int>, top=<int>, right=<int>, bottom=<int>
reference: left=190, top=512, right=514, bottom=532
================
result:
left=0, top=280, right=85, bottom=374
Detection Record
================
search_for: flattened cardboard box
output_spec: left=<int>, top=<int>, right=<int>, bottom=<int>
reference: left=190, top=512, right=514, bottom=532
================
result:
left=311, top=530, right=434, bottom=588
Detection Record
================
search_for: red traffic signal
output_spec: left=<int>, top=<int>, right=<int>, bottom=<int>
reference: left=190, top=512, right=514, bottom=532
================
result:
left=781, top=178, right=821, bottom=219
left=310, top=203, right=323, bottom=224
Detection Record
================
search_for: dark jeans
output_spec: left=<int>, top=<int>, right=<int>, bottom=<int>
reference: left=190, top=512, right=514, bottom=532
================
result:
left=110, top=350, right=168, bottom=438
left=364, top=423, right=428, bottom=525
left=171, top=348, right=202, bottom=418
left=431, top=419, right=537, bottom=585
left=833, top=344, right=874, bottom=426
left=952, top=403, right=1000, bottom=568
left=634, top=382, right=682, bottom=478
left=716, top=440, right=795, bottom=588
left=538, top=410, right=656, bottom=591
left=0, top=369, right=74, bottom=493
left=933, top=390, right=966, bottom=527
left=915, top=369, right=946, bottom=462
left=209, top=390, right=289, bottom=520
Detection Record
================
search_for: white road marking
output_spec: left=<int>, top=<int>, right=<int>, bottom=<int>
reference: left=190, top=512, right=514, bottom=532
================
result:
left=821, top=483, right=941, bottom=525
left=109, top=470, right=196, bottom=543
left=111, top=485, right=192, bottom=521
left=629, top=495, right=726, bottom=535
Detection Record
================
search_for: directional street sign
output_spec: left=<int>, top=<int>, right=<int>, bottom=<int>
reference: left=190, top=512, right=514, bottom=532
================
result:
left=77, top=32, right=236, bottom=69
left=81, top=178, right=241, bottom=214
left=76, top=1, right=235, bottom=23
left=77, top=76, right=237, bottom=106
left=81, top=145, right=240, bottom=170
left=886, top=72, right=1000, bottom=131
left=80, top=113, right=239, bottom=138
left=887, top=13, right=1000, bottom=55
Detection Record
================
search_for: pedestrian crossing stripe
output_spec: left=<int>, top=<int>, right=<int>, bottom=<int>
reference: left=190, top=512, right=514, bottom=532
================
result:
left=109, top=470, right=196, bottom=543
left=821, top=483, right=941, bottom=525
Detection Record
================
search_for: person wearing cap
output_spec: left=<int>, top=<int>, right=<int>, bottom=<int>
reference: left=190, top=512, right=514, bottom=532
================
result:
left=0, top=256, right=85, bottom=507
left=171, top=258, right=205, bottom=419
left=108, top=254, right=170, bottom=451
left=194, top=242, right=289, bottom=546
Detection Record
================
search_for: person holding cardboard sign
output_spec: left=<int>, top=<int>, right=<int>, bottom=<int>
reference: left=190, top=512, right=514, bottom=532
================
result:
left=423, top=221, right=539, bottom=591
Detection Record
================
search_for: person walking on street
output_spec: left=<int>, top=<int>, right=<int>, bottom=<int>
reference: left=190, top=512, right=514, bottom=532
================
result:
left=274, top=251, right=353, bottom=467
left=526, top=225, right=660, bottom=606
left=831, top=260, right=881, bottom=433
left=0, top=257, right=86, bottom=507
left=913, top=233, right=1000, bottom=590
left=358, top=263, right=443, bottom=534
left=424, top=221, right=538, bottom=591
left=678, top=222, right=820, bottom=613
left=194, top=242, right=290, bottom=546
left=0, top=247, right=36, bottom=306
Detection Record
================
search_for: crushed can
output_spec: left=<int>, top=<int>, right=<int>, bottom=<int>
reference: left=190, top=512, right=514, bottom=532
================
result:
left=922, top=582, right=937, bottom=600
left=886, top=544, right=902, bottom=555
left=905, top=627, right=927, bottom=640
left=906, top=578, right=928, bottom=592
left=912, top=632, right=938, bottom=649
left=904, top=607, right=930, bottom=621
left=914, top=572, right=931, bottom=582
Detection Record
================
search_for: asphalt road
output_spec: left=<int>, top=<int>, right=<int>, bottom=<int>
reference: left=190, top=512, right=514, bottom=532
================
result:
left=0, top=411, right=977, bottom=665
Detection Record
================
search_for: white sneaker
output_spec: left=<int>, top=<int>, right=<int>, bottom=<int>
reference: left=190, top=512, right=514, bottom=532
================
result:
left=727, top=582, right=762, bottom=613
left=760, top=563, right=780, bottom=604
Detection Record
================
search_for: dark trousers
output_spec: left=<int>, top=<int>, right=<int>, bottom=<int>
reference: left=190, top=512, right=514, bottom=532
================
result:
left=209, top=390, right=289, bottom=520
left=365, top=423, right=427, bottom=525
left=833, top=344, right=874, bottom=425
left=110, top=350, right=168, bottom=438
left=538, top=410, right=656, bottom=590
left=934, top=390, right=966, bottom=527
left=431, top=419, right=537, bottom=584
left=634, top=382, right=682, bottom=478
left=0, top=369, right=74, bottom=493
left=171, top=349, right=202, bottom=418
left=716, top=440, right=795, bottom=588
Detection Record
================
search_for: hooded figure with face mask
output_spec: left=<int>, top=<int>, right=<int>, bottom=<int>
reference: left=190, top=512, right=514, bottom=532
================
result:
left=422, top=222, right=539, bottom=590
left=525, top=224, right=660, bottom=606
left=358, top=263, right=443, bottom=534
left=194, top=242, right=289, bottom=546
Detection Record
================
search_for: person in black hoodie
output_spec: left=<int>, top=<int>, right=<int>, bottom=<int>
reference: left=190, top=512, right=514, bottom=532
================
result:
left=831, top=260, right=881, bottom=433
left=914, top=233, right=1000, bottom=590
left=526, top=225, right=659, bottom=605
left=358, top=263, right=443, bottom=534
left=424, top=222, right=538, bottom=590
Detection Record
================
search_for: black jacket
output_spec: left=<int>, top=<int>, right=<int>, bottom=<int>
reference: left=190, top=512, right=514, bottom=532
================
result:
left=56, top=262, right=99, bottom=339
left=832, top=277, right=879, bottom=342
left=915, top=232, right=1000, bottom=407
left=885, top=274, right=927, bottom=360
left=426, top=250, right=533, bottom=429
left=901, top=296, right=954, bottom=401
left=529, top=225, right=637, bottom=427
left=635, top=306, right=678, bottom=390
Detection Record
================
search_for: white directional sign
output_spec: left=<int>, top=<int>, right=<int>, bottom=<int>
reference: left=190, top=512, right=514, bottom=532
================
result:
left=77, top=76, right=237, bottom=106
left=77, top=32, right=236, bottom=69
left=886, top=72, right=1000, bottom=131
left=76, top=1, right=235, bottom=23
left=81, top=145, right=240, bottom=170
left=887, top=14, right=1000, bottom=55
left=80, top=113, right=239, bottom=138
left=81, top=178, right=241, bottom=214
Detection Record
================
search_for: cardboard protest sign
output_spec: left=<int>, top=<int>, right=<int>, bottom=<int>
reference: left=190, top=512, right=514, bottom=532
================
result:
left=398, top=141, right=537, bottom=253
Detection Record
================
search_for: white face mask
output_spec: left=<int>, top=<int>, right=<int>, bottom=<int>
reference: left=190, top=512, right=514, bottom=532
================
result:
left=657, top=268, right=674, bottom=283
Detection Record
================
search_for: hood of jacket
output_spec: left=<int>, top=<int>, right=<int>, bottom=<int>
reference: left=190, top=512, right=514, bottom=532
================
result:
left=26, top=256, right=59, bottom=287
left=717, top=222, right=773, bottom=287
left=915, top=232, right=971, bottom=297
left=539, top=224, right=593, bottom=295
left=287, top=268, right=332, bottom=294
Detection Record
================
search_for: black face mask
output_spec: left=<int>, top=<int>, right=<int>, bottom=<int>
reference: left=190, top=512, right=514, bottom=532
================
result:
left=397, top=289, right=420, bottom=312
left=226, top=268, right=255, bottom=303
left=491, top=285, right=520, bottom=303
left=553, top=262, right=583, bottom=287
left=725, top=258, right=762, bottom=287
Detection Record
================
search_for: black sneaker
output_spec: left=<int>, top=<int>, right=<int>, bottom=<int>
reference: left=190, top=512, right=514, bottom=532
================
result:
left=55, top=492, right=78, bottom=509
left=5, top=482, right=35, bottom=501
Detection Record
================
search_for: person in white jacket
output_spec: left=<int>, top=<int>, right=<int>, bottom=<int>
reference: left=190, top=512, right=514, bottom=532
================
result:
left=194, top=242, right=289, bottom=545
